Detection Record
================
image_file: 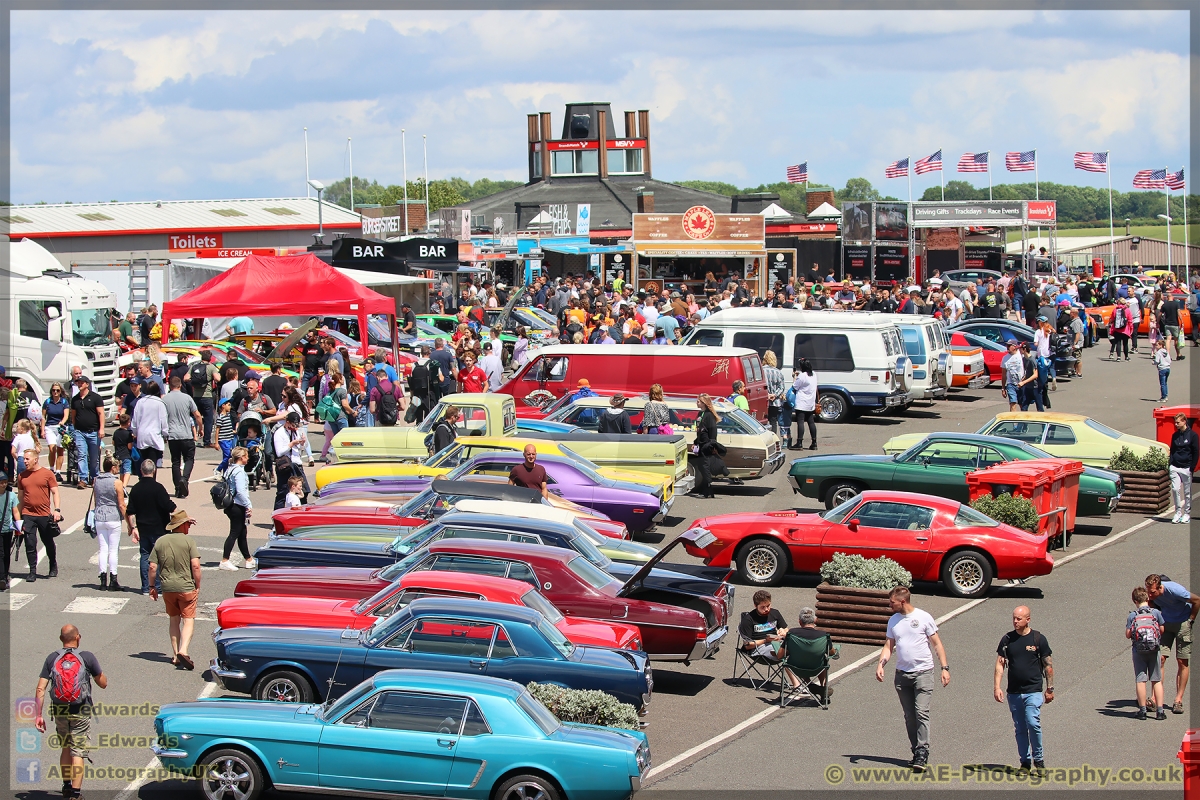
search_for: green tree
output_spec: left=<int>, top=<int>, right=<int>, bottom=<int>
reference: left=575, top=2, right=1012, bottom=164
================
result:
left=676, top=180, right=740, bottom=195
left=839, top=178, right=882, bottom=202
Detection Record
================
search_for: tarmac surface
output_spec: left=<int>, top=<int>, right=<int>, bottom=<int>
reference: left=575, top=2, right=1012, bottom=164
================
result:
left=3, top=340, right=1193, bottom=798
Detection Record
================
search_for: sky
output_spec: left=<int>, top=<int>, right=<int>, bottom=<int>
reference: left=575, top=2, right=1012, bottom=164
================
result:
left=10, top=9, right=1191, bottom=205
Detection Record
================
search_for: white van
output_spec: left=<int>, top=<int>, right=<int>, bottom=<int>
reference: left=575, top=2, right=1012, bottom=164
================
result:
left=681, top=308, right=914, bottom=423
left=891, top=316, right=952, bottom=401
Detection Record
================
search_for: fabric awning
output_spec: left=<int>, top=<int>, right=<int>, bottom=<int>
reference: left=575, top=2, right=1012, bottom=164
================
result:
left=540, top=243, right=628, bottom=255
left=637, top=248, right=768, bottom=258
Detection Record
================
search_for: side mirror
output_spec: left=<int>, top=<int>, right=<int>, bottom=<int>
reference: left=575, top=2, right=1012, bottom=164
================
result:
left=847, top=519, right=860, bottom=532
left=45, top=306, right=61, bottom=320
left=47, top=319, right=63, bottom=342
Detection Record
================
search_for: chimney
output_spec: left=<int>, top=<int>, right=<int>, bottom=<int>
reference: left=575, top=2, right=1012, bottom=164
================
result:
left=527, top=113, right=541, bottom=183
left=597, top=109, right=609, bottom=179
left=538, top=112, right=553, bottom=184
left=637, top=110, right=652, bottom=177
left=624, top=111, right=636, bottom=139
left=637, top=191, right=655, bottom=213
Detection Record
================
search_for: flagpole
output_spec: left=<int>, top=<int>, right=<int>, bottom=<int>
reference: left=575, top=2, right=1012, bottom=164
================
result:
left=1033, top=149, right=1040, bottom=249
left=304, top=127, right=311, bottom=197
left=939, top=148, right=944, bottom=201
left=1106, top=151, right=1114, bottom=270
left=423, top=134, right=430, bottom=230
left=348, top=137, right=354, bottom=212
left=987, top=151, right=992, bottom=201
left=402, top=128, right=409, bottom=236
left=1165, top=166, right=1172, bottom=274
left=1183, top=168, right=1190, bottom=282
left=907, top=156, right=912, bottom=202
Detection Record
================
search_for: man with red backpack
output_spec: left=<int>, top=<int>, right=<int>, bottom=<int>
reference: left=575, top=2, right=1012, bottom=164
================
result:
left=35, top=624, right=107, bottom=800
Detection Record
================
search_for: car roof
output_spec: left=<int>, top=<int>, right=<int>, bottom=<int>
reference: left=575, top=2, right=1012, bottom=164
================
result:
left=694, top=308, right=905, bottom=329
left=403, top=596, right=544, bottom=625
left=435, top=511, right=578, bottom=535
left=397, top=571, right=529, bottom=600
left=993, top=412, right=1088, bottom=423
left=454, top=499, right=580, bottom=525
left=446, top=435, right=553, bottom=448
left=426, top=537, right=577, bottom=564
left=563, top=396, right=738, bottom=411
left=455, top=452, right=577, bottom=467
left=528, top=343, right=759, bottom=358
left=429, top=479, right=542, bottom=503
left=371, top=669, right=525, bottom=699
left=856, top=490, right=961, bottom=511
left=909, top=432, right=1034, bottom=448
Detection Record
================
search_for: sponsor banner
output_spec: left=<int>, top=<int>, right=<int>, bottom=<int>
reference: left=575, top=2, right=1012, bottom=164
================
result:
left=875, top=246, right=909, bottom=282
left=633, top=208, right=765, bottom=244
left=168, top=232, right=222, bottom=251
left=331, top=237, right=459, bottom=267
left=362, top=216, right=403, bottom=237
left=195, top=248, right=276, bottom=258
left=843, top=246, right=871, bottom=280
left=911, top=201, right=1023, bottom=226
left=1025, top=200, right=1057, bottom=223
left=543, top=139, right=645, bottom=151
left=768, top=250, right=795, bottom=288
left=575, top=203, right=591, bottom=237
left=875, top=202, right=909, bottom=241
left=842, top=202, right=872, bottom=242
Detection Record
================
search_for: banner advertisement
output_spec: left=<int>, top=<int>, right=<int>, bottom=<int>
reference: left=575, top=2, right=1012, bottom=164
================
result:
left=874, top=202, right=909, bottom=241
left=1025, top=200, right=1057, bottom=223
left=633, top=209, right=764, bottom=243
left=910, top=201, right=1023, bottom=226
left=332, top=237, right=459, bottom=269
left=768, top=250, right=795, bottom=289
left=843, top=246, right=871, bottom=280
left=575, top=203, right=591, bottom=236
left=875, top=246, right=909, bottom=282
left=841, top=202, right=872, bottom=242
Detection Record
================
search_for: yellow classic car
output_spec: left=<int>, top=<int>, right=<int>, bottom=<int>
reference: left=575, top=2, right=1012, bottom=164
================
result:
left=884, top=412, right=1166, bottom=468
left=331, top=393, right=517, bottom=463
left=314, top=435, right=675, bottom=498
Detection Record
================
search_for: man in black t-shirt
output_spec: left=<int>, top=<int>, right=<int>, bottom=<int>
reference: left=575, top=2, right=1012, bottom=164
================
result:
left=739, top=590, right=789, bottom=660
left=35, top=624, right=107, bottom=800
left=994, top=606, right=1053, bottom=771
left=126, top=461, right=176, bottom=595
left=68, top=377, right=105, bottom=487
left=1160, top=296, right=1184, bottom=358
left=261, top=363, right=288, bottom=408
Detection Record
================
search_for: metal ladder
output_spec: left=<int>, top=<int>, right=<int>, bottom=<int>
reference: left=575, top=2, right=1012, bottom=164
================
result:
left=129, top=258, right=149, bottom=310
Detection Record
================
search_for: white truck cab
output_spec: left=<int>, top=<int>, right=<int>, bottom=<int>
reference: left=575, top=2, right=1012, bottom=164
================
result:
left=2, top=239, right=120, bottom=416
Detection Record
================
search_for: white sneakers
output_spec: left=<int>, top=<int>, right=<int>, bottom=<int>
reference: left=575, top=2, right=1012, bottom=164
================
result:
left=218, top=560, right=239, bottom=571
left=243, top=558, right=258, bottom=570
left=1173, top=515, right=1191, bottom=525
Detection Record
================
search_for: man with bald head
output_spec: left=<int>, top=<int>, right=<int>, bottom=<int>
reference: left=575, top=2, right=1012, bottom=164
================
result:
left=994, top=606, right=1053, bottom=772
left=35, top=624, right=108, bottom=800
left=508, top=444, right=549, bottom=498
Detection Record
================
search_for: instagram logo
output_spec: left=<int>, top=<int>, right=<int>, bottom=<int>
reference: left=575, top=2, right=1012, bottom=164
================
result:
left=13, top=698, right=36, bottom=723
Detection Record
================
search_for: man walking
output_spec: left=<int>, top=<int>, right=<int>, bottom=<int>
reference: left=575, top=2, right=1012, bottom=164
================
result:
left=188, top=350, right=219, bottom=447
left=994, top=606, right=1053, bottom=771
left=429, top=338, right=457, bottom=401
left=35, top=624, right=107, bottom=800
left=67, top=376, right=104, bottom=488
left=875, top=586, right=949, bottom=773
left=16, top=448, right=62, bottom=581
left=369, top=367, right=404, bottom=427
left=300, top=329, right=324, bottom=396
left=163, top=376, right=202, bottom=498
left=148, top=510, right=201, bottom=670
left=1147, top=573, right=1199, bottom=715
left=1168, top=414, right=1199, bottom=524
left=125, top=460, right=176, bottom=595
left=1001, top=341, right=1024, bottom=412
left=480, top=341, right=504, bottom=391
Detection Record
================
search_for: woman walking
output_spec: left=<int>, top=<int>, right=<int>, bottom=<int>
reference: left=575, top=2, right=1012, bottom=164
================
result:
left=1109, top=297, right=1134, bottom=361
left=219, top=446, right=255, bottom=571
left=512, top=326, right=530, bottom=368
left=691, top=394, right=720, bottom=499
left=40, top=383, right=69, bottom=479
left=762, top=351, right=785, bottom=443
left=94, top=455, right=125, bottom=591
left=282, top=387, right=314, bottom=466
left=641, top=384, right=671, bottom=435
left=790, top=357, right=818, bottom=451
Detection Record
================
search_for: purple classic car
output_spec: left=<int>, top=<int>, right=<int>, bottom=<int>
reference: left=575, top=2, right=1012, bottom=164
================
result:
left=320, top=453, right=669, bottom=533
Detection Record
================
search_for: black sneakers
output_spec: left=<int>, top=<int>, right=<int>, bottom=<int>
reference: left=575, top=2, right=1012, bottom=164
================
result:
left=911, top=749, right=929, bottom=773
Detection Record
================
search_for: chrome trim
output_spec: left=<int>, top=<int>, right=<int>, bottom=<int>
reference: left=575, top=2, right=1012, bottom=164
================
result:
left=151, top=745, right=189, bottom=759
left=631, top=776, right=642, bottom=792
left=468, top=761, right=487, bottom=790
left=208, top=657, right=247, bottom=682
left=687, top=624, right=729, bottom=661
left=675, top=474, right=696, bottom=494
left=967, top=373, right=991, bottom=389
left=274, top=784, right=476, bottom=800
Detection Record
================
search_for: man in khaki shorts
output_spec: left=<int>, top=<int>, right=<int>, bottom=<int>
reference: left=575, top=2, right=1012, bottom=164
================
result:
left=149, top=510, right=202, bottom=670
left=35, top=624, right=108, bottom=800
left=1147, top=574, right=1200, bottom=714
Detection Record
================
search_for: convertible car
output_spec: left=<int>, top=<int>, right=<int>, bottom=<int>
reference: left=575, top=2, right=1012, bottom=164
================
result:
left=153, top=670, right=650, bottom=800
left=216, top=571, right=644, bottom=651
left=209, top=598, right=653, bottom=712
left=683, top=490, right=1053, bottom=597
left=790, top=432, right=1123, bottom=520
left=234, top=536, right=730, bottom=663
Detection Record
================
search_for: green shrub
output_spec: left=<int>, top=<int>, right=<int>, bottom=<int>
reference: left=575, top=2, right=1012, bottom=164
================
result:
left=525, top=683, right=640, bottom=730
left=819, top=552, right=912, bottom=590
left=1109, top=445, right=1170, bottom=472
left=970, top=492, right=1038, bottom=532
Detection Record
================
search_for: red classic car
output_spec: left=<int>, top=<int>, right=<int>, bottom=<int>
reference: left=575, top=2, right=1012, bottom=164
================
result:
left=949, top=331, right=1007, bottom=385
left=682, top=490, right=1053, bottom=598
left=216, top=571, right=643, bottom=651
left=236, top=536, right=731, bottom=663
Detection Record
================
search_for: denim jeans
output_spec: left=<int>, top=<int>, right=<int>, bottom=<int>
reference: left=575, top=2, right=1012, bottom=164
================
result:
left=1007, top=692, right=1044, bottom=765
left=195, top=396, right=215, bottom=445
left=330, top=416, right=349, bottom=435
left=1158, top=368, right=1170, bottom=400
left=301, top=370, right=317, bottom=395
left=139, top=534, right=163, bottom=594
left=75, top=430, right=100, bottom=483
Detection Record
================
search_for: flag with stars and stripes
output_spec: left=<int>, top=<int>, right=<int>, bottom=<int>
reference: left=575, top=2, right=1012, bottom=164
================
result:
left=885, top=158, right=909, bottom=179
left=785, top=163, right=808, bottom=184
left=914, top=149, right=942, bottom=174
left=1132, top=169, right=1167, bottom=189
left=1166, top=168, right=1185, bottom=191
left=1005, top=150, right=1036, bottom=172
left=957, top=152, right=989, bottom=173
left=1074, top=151, right=1108, bottom=173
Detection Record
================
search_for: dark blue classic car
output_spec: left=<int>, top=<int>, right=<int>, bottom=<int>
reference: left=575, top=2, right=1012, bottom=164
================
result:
left=210, top=597, right=654, bottom=712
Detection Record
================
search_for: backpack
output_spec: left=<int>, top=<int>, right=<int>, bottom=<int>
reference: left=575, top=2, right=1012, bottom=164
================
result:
left=408, top=362, right=431, bottom=395
left=425, top=421, right=452, bottom=455
left=49, top=648, right=91, bottom=707
left=210, top=469, right=235, bottom=510
left=1131, top=609, right=1162, bottom=653
left=377, top=383, right=400, bottom=426
left=189, top=361, right=210, bottom=393
left=314, top=394, right=340, bottom=422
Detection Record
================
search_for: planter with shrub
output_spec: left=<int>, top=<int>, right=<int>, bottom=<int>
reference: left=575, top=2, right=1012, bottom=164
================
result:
left=1109, top=446, right=1170, bottom=515
left=969, top=493, right=1038, bottom=532
left=815, top=553, right=913, bottom=646
left=525, top=683, right=641, bottom=730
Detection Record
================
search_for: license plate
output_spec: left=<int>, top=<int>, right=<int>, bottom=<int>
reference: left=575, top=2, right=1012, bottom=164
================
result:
left=692, top=530, right=716, bottom=549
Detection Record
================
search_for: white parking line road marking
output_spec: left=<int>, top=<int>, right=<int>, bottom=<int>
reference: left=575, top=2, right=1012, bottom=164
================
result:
left=62, top=596, right=130, bottom=615
left=114, top=681, right=221, bottom=800
left=6, top=593, right=36, bottom=610
left=8, top=517, right=84, bottom=589
left=645, top=518, right=1165, bottom=783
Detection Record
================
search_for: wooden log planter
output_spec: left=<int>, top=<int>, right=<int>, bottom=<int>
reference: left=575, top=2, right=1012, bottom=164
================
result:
left=1113, top=469, right=1171, bottom=515
left=815, top=583, right=893, bottom=646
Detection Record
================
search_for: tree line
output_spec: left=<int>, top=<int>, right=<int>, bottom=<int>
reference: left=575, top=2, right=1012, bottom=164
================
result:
left=324, top=176, right=522, bottom=214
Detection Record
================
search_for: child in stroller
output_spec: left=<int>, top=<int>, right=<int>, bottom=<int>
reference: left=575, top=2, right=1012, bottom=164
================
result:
left=235, top=410, right=273, bottom=490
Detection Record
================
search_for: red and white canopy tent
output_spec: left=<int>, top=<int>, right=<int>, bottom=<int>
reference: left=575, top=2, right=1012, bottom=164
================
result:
left=159, top=252, right=397, bottom=359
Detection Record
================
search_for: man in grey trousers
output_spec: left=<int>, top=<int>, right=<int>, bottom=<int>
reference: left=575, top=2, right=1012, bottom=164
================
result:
left=875, top=586, right=950, bottom=773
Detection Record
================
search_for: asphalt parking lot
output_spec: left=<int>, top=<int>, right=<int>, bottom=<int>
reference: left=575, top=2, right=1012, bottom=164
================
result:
left=3, top=342, right=1193, bottom=798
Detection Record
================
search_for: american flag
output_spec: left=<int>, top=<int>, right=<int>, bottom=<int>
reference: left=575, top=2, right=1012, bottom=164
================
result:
left=1167, top=168, right=1185, bottom=191
left=914, top=149, right=942, bottom=174
left=1074, top=151, right=1108, bottom=173
left=957, top=152, right=989, bottom=173
left=1006, top=150, right=1036, bottom=172
left=885, top=157, right=909, bottom=179
left=785, top=163, right=808, bottom=184
left=1132, top=169, right=1167, bottom=189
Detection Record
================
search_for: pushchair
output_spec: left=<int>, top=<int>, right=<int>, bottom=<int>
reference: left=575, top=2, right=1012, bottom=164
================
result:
left=235, top=410, right=273, bottom=491
left=59, top=424, right=79, bottom=486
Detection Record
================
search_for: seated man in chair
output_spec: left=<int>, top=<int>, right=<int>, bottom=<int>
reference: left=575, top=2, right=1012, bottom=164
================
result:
left=739, top=590, right=789, bottom=660
left=779, top=606, right=839, bottom=696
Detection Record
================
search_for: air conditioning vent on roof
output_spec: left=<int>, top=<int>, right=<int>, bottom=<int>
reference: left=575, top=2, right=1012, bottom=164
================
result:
left=78, top=212, right=115, bottom=221
left=263, top=207, right=299, bottom=216
left=211, top=208, right=248, bottom=217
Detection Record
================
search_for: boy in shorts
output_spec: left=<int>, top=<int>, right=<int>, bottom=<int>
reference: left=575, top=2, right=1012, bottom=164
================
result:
left=1127, top=586, right=1166, bottom=720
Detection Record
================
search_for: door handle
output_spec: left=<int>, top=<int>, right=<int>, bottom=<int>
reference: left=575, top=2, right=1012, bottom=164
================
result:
left=469, top=659, right=487, bottom=669
left=915, top=536, right=929, bottom=542
left=437, top=738, right=456, bottom=749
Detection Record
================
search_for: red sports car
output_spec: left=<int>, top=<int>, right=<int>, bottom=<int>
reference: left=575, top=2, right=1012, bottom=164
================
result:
left=682, top=490, right=1053, bottom=598
left=949, top=331, right=1007, bottom=385
left=236, top=536, right=731, bottom=663
left=216, top=571, right=643, bottom=651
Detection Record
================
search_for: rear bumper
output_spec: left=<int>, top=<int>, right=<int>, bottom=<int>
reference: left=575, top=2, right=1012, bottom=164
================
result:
left=654, top=495, right=675, bottom=522
left=967, top=373, right=991, bottom=389
left=849, top=390, right=911, bottom=409
left=688, top=625, right=728, bottom=661
left=675, top=474, right=696, bottom=495
left=762, top=449, right=785, bottom=476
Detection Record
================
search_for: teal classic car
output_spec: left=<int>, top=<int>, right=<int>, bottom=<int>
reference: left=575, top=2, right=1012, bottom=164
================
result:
left=152, top=669, right=650, bottom=800
left=788, top=432, right=1122, bottom=522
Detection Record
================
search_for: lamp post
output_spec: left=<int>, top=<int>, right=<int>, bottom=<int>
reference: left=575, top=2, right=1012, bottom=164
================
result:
left=309, top=179, right=326, bottom=244
left=1158, top=213, right=1172, bottom=272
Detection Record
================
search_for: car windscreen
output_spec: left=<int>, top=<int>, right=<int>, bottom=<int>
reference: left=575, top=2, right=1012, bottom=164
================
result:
left=954, top=504, right=1000, bottom=528
left=569, top=530, right=613, bottom=569
left=820, top=495, right=861, bottom=524
left=567, top=556, right=621, bottom=591
left=1084, top=418, right=1124, bottom=440
left=520, top=590, right=564, bottom=624
left=537, top=618, right=575, bottom=658
left=517, top=690, right=561, bottom=735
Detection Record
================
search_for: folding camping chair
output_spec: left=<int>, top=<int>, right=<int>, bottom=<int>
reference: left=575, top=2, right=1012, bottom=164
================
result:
left=778, top=631, right=833, bottom=710
left=732, top=614, right=784, bottom=691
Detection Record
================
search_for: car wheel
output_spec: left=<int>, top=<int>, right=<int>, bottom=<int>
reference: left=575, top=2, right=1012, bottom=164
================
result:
left=494, top=774, right=562, bottom=800
left=253, top=670, right=313, bottom=704
left=736, top=539, right=787, bottom=586
left=824, top=482, right=863, bottom=509
left=199, top=748, right=264, bottom=800
left=817, top=391, right=849, bottom=424
left=941, top=550, right=993, bottom=598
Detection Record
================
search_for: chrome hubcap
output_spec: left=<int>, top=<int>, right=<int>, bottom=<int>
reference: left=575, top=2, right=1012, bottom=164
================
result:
left=832, top=488, right=858, bottom=506
left=263, top=678, right=299, bottom=703
left=503, top=781, right=550, bottom=800
left=745, top=546, right=778, bottom=581
left=818, top=395, right=844, bottom=422
left=951, top=559, right=984, bottom=593
left=204, top=757, right=252, bottom=800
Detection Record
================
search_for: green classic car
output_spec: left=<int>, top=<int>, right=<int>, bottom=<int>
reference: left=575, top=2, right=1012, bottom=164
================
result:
left=788, top=432, right=1122, bottom=521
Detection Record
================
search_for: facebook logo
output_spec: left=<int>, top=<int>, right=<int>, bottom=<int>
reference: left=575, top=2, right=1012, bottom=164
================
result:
left=15, top=728, right=41, bottom=753
left=15, top=758, right=40, bottom=783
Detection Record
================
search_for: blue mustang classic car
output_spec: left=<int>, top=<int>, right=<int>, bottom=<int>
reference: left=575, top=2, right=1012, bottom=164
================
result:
left=153, top=669, right=650, bottom=800
left=210, top=597, right=654, bottom=713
